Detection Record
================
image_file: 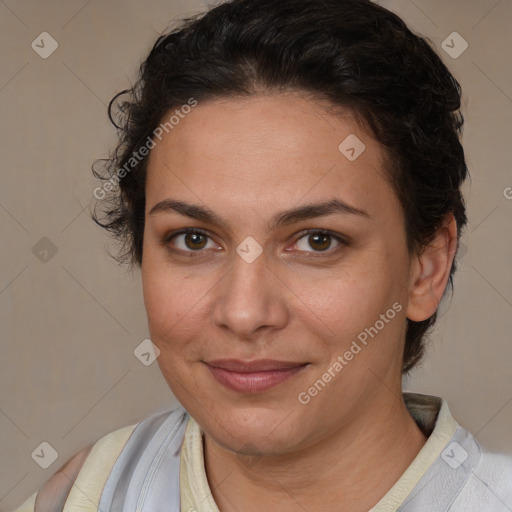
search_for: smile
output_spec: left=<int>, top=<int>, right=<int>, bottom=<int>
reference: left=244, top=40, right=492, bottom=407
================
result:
left=204, top=359, right=309, bottom=393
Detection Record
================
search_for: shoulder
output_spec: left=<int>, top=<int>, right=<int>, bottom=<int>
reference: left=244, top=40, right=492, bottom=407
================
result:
left=32, top=445, right=94, bottom=512
left=452, top=441, right=512, bottom=511
left=31, top=423, right=138, bottom=512
left=14, top=406, right=188, bottom=512
left=476, top=448, right=512, bottom=493
left=11, top=446, right=93, bottom=512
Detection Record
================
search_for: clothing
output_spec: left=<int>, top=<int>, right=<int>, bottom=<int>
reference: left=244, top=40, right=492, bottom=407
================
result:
left=13, top=393, right=512, bottom=511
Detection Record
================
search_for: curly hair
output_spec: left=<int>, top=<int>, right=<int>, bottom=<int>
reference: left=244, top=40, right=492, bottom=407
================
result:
left=92, top=0, right=468, bottom=374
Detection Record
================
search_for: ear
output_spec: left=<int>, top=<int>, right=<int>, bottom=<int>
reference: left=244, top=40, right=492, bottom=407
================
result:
left=406, top=214, right=458, bottom=322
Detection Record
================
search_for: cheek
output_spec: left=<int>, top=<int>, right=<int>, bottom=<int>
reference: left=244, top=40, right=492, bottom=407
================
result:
left=304, top=256, right=394, bottom=323
left=141, top=250, right=216, bottom=365
left=141, top=249, right=191, bottom=340
left=309, top=253, right=407, bottom=358
left=141, top=266, right=200, bottom=389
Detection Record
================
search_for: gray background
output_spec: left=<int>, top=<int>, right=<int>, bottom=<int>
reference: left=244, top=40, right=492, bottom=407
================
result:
left=1, top=0, right=511, bottom=509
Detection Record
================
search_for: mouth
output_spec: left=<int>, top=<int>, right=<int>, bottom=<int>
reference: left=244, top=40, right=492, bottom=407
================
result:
left=204, top=359, right=309, bottom=393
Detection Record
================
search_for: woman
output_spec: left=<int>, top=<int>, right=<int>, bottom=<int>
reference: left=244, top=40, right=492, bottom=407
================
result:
left=13, top=0, right=512, bottom=510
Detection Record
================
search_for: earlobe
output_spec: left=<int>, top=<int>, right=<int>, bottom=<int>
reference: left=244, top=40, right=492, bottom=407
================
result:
left=406, top=215, right=458, bottom=322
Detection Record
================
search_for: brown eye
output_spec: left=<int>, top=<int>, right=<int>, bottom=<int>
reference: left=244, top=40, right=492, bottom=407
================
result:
left=166, top=229, right=217, bottom=253
left=184, top=232, right=208, bottom=250
left=294, top=230, right=346, bottom=254
left=308, top=233, right=332, bottom=251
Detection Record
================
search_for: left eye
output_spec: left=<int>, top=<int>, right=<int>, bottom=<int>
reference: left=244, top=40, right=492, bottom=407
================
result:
left=294, top=231, right=345, bottom=253
left=168, top=230, right=218, bottom=251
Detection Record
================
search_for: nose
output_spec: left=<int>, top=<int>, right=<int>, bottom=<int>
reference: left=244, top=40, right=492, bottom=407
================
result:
left=213, top=248, right=289, bottom=340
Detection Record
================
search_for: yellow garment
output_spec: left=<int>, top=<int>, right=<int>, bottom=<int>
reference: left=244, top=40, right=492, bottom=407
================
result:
left=12, top=424, right=137, bottom=512
left=62, top=424, right=137, bottom=511
left=180, top=396, right=457, bottom=512
left=180, top=415, right=220, bottom=512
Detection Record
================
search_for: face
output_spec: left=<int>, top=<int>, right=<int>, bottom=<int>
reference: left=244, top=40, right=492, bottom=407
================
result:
left=141, top=92, right=416, bottom=456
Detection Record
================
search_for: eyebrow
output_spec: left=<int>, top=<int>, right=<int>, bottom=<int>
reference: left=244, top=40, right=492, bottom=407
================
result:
left=148, top=198, right=369, bottom=230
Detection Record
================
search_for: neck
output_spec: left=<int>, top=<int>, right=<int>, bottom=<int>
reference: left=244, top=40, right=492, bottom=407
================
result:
left=203, top=393, right=428, bottom=512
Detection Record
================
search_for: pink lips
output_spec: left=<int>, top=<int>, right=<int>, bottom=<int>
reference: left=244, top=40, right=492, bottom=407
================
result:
left=205, top=359, right=308, bottom=393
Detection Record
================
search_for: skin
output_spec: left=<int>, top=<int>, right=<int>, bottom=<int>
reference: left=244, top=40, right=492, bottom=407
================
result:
left=141, top=92, right=458, bottom=511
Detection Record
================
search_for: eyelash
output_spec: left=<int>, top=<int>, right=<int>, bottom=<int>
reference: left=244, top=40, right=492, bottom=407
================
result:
left=162, top=228, right=349, bottom=258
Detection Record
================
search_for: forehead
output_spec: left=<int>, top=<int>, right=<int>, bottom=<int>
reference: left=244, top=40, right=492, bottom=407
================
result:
left=145, top=93, right=396, bottom=220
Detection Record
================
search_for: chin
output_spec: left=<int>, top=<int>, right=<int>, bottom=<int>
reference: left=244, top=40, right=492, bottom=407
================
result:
left=199, top=402, right=310, bottom=456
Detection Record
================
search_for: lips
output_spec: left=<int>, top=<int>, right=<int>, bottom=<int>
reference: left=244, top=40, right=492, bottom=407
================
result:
left=204, top=359, right=308, bottom=393
left=206, top=359, right=307, bottom=372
